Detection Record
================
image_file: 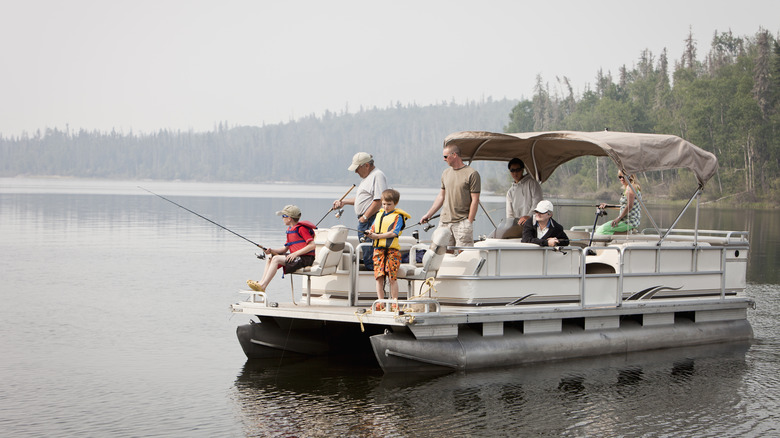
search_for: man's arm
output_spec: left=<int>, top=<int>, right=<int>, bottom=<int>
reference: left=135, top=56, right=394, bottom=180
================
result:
left=422, top=189, right=445, bottom=222
left=334, top=197, right=355, bottom=209
left=468, top=192, right=480, bottom=222
left=359, top=199, right=382, bottom=223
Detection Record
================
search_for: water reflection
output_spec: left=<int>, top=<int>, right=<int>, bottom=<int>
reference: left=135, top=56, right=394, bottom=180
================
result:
left=2, top=181, right=777, bottom=437
left=232, top=342, right=750, bottom=437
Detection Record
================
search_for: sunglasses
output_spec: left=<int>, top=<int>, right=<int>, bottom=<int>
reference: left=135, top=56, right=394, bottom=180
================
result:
left=618, top=175, right=625, bottom=180
left=509, top=168, right=523, bottom=173
left=443, top=154, right=450, bottom=159
left=281, top=214, right=290, bottom=218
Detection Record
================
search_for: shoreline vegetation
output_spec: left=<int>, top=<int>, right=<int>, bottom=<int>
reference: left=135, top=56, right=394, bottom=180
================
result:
left=2, top=27, right=778, bottom=206
left=4, top=174, right=773, bottom=210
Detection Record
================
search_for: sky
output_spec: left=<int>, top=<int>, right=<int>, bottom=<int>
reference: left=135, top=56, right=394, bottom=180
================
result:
left=1, top=0, right=778, bottom=137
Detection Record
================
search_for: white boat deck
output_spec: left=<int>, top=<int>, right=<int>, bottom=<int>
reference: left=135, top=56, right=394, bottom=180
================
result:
left=232, top=291, right=753, bottom=332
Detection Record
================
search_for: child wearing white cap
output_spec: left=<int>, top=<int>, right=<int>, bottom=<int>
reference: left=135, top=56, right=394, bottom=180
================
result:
left=521, top=200, right=570, bottom=247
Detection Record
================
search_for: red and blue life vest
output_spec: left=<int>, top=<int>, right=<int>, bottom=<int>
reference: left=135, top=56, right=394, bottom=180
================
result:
left=285, top=220, right=316, bottom=256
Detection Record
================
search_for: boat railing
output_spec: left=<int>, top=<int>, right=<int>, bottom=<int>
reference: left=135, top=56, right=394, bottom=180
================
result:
left=353, top=241, right=374, bottom=306
left=291, top=241, right=356, bottom=306
left=447, top=243, right=583, bottom=279
left=371, top=298, right=441, bottom=314
left=238, top=290, right=268, bottom=305
left=442, top=239, right=748, bottom=309
left=613, top=242, right=749, bottom=301
left=641, top=228, right=749, bottom=244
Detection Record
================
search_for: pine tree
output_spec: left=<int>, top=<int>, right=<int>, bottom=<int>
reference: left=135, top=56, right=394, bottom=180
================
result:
left=753, top=29, right=772, bottom=119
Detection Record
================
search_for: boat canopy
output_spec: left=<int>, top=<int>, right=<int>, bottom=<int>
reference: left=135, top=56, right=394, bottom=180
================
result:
left=444, top=131, right=719, bottom=187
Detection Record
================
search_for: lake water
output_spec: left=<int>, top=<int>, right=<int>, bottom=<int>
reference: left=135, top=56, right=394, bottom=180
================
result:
left=1, top=178, right=779, bottom=437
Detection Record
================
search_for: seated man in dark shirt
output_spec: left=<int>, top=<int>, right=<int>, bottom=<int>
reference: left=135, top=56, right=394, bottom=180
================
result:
left=521, top=200, right=569, bottom=247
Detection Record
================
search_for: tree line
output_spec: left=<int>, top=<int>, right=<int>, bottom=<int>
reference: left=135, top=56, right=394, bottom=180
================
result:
left=0, top=99, right=516, bottom=188
left=506, top=28, right=780, bottom=203
left=2, top=27, right=778, bottom=204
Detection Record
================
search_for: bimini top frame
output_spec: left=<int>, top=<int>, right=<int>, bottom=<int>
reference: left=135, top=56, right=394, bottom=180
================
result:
left=444, top=130, right=719, bottom=245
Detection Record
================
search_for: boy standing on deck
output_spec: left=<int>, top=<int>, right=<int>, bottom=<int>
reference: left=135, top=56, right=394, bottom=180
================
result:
left=364, top=189, right=410, bottom=311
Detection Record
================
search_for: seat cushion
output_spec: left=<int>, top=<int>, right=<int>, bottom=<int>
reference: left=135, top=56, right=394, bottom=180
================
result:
left=397, top=264, right=420, bottom=278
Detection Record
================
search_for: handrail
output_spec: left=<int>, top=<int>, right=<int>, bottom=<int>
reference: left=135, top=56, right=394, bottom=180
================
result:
left=439, top=240, right=743, bottom=309
left=353, top=241, right=374, bottom=307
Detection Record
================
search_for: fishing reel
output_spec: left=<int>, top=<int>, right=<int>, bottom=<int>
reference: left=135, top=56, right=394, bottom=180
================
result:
left=595, top=208, right=608, bottom=217
left=422, top=222, right=436, bottom=232
left=334, top=208, right=345, bottom=219
left=255, top=252, right=266, bottom=260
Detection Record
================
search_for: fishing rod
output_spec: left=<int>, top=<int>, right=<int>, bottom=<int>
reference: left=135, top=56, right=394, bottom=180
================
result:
left=339, top=214, right=441, bottom=244
left=563, top=203, right=622, bottom=209
left=139, top=187, right=268, bottom=256
left=342, top=214, right=440, bottom=233
left=315, top=184, right=356, bottom=227
left=407, top=214, right=440, bottom=232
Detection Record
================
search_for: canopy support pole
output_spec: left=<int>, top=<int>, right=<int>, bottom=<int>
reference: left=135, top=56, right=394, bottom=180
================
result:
left=479, top=201, right=498, bottom=231
left=531, top=140, right=540, bottom=181
left=694, top=189, right=701, bottom=247
left=659, top=187, right=702, bottom=244
left=465, top=139, right=491, bottom=165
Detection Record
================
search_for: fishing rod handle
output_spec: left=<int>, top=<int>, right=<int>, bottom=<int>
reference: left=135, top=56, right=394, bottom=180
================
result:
left=338, top=184, right=356, bottom=202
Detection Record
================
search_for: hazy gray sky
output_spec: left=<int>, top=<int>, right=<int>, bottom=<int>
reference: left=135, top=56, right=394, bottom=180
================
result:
left=2, top=0, right=778, bottom=136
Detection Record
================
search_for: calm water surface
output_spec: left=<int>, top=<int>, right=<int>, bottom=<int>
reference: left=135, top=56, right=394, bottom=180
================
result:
left=1, top=178, right=778, bottom=437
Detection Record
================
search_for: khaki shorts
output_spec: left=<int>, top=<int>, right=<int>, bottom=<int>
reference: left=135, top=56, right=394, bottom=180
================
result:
left=443, top=220, right=474, bottom=247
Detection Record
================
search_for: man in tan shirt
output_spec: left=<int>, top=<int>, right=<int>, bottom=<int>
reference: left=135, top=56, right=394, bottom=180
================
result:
left=421, top=144, right=481, bottom=247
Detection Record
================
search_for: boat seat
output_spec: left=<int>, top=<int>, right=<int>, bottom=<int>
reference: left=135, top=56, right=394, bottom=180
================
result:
left=292, top=225, right=350, bottom=304
left=397, top=227, right=450, bottom=297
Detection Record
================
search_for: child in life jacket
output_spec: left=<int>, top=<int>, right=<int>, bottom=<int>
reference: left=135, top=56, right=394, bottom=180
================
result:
left=247, top=205, right=316, bottom=292
left=364, top=189, right=411, bottom=311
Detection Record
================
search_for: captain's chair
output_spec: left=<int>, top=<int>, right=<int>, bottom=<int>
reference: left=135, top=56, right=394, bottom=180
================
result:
left=293, top=225, right=349, bottom=305
left=397, top=227, right=450, bottom=298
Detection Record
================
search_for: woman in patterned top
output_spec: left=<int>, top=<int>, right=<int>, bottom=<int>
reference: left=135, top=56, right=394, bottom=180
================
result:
left=596, top=172, right=641, bottom=235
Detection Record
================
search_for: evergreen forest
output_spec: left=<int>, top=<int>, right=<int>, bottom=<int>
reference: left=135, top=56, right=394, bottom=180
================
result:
left=508, top=28, right=780, bottom=204
left=2, top=27, right=779, bottom=205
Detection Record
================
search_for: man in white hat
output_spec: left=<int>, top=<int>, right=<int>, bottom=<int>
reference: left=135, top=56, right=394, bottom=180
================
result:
left=521, top=200, right=569, bottom=247
left=332, top=152, right=388, bottom=269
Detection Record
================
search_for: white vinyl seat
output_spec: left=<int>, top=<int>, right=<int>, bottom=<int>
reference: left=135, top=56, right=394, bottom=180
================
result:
left=294, top=225, right=349, bottom=304
left=397, top=227, right=450, bottom=297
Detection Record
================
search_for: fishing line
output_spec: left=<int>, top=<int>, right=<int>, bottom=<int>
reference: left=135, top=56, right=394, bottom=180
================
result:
left=139, top=186, right=267, bottom=250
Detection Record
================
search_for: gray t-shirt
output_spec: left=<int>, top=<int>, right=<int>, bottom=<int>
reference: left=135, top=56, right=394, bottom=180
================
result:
left=354, top=168, right=388, bottom=217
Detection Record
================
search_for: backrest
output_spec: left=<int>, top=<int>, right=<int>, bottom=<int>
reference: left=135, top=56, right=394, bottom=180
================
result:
left=315, top=225, right=349, bottom=274
left=488, top=217, right=524, bottom=239
left=420, top=227, right=451, bottom=276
